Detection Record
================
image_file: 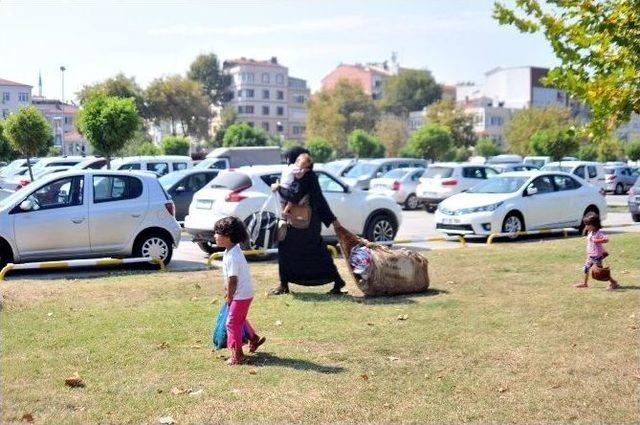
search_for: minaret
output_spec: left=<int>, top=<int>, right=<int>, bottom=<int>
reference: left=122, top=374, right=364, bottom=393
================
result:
left=38, top=70, right=42, bottom=97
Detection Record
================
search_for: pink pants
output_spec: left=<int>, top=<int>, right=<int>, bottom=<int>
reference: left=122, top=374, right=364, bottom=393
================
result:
left=226, top=298, right=256, bottom=351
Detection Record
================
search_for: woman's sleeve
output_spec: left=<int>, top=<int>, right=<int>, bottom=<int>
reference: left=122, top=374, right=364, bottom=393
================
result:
left=309, top=172, right=336, bottom=227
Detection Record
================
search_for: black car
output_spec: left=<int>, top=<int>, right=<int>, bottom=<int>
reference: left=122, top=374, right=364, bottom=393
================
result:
left=159, top=169, right=220, bottom=221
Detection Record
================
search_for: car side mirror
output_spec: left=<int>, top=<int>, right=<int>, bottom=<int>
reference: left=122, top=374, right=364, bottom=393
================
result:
left=20, top=200, right=33, bottom=211
left=525, top=187, right=538, bottom=196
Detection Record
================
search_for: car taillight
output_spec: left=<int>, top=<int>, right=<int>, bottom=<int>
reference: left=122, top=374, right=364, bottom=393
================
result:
left=225, top=184, right=251, bottom=202
left=441, top=178, right=458, bottom=186
left=165, top=202, right=175, bottom=216
left=391, top=181, right=400, bottom=191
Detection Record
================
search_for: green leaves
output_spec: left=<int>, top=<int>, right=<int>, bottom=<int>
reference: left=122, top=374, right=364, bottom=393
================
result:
left=379, top=69, right=442, bottom=116
left=160, top=136, right=190, bottom=156
left=401, top=124, right=452, bottom=161
left=304, top=138, right=334, bottom=163
left=4, top=106, right=52, bottom=159
left=347, top=130, right=385, bottom=158
left=222, top=123, right=268, bottom=147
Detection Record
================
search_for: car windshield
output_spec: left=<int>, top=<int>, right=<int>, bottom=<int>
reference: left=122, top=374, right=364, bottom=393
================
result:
left=345, top=162, right=377, bottom=178
left=159, top=172, right=184, bottom=189
left=195, top=158, right=227, bottom=170
left=422, top=167, right=453, bottom=179
left=468, top=176, right=528, bottom=193
left=542, top=165, right=572, bottom=173
left=383, top=168, right=409, bottom=179
left=323, top=161, right=347, bottom=175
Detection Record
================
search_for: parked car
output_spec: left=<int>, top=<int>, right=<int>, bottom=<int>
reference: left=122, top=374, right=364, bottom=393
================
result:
left=11, top=166, right=72, bottom=190
left=523, top=156, right=550, bottom=169
left=159, top=169, right=220, bottom=221
left=416, top=163, right=499, bottom=212
left=492, top=163, right=539, bottom=173
left=342, top=158, right=427, bottom=190
left=369, top=167, right=425, bottom=210
left=322, top=159, right=359, bottom=177
left=30, top=156, right=92, bottom=174
left=195, top=146, right=282, bottom=170
left=604, top=165, right=637, bottom=194
left=110, top=156, right=193, bottom=176
left=628, top=179, right=640, bottom=222
left=487, top=154, right=523, bottom=165
left=184, top=165, right=402, bottom=254
left=435, top=171, right=607, bottom=236
left=71, top=157, right=108, bottom=170
left=542, top=161, right=606, bottom=192
left=0, top=170, right=180, bottom=267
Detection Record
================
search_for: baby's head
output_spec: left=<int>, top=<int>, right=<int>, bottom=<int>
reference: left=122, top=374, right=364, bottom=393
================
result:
left=295, top=153, right=313, bottom=170
left=582, top=211, right=602, bottom=233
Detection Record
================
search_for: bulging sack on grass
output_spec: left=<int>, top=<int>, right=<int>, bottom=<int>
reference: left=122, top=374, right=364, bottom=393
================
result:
left=336, top=226, right=429, bottom=296
left=212, top=303, right=251, bottom=350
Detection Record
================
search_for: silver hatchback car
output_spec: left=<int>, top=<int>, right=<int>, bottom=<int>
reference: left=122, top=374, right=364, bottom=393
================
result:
left=369, top=167, right=425, bottom=210
left=0, top=170, right=181, bottom=267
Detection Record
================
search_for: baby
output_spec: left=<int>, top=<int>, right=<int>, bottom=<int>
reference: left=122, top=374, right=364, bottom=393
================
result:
left=273, top=153, right=312, bottom=216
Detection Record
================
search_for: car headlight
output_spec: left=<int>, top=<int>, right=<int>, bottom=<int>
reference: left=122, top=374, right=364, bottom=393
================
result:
left=456, top=201, right=503, bottom=215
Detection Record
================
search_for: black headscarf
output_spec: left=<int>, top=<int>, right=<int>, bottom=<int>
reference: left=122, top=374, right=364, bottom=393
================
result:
left=284, top=146, right=310, bottom=165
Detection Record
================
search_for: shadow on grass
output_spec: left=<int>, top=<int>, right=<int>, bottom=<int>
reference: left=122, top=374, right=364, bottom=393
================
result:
left=618, top=285, right=640, bottom=291
left=289, top=288, right=448, bottom=304
left=251, top=352, right=345, bottom=374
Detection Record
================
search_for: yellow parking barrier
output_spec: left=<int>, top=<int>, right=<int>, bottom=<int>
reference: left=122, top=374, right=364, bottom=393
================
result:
left=0, top=256, right=165, bottom=280
left=486, top=227, right=578, bottom=245
left=376, top=235, right=466, bottom=247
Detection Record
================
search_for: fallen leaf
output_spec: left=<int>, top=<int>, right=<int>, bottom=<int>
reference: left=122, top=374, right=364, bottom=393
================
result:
left=157, top=341, right=170, bottom=350
left=170, top=387, right=186, bottom=395
left=630, top=314, right=636, bottom=319
left=158, top=416, right=175, bottom=425
left=190, top=296, right=199, bottom=301
left=383, top=403, right=390, bottom=408
left=387, top=356, right=400, bottom=361
left=194, top=283, right=201, bottom=290
left=446, top=280, right=455, bottom=285
left=498, top=387, right=508, bottom=393
left=275, top=320, right=283, bottom=326
left=630, top=325, right=637, bottom=330
left=360, top=374, right=369, bottom=381
left=248, top=369, right=258, bottom=375
left=620, top=269, right=629, bottom=274
left=550, top=384, right=561, bottom=389
left=367, top=322, right=374, bottom=326
left=231, top=388, right=241, bottom=394
left=21, top=413, right=34, bottom=422
left=397, top=314, right=409, bottom=321
left=210, top=298, right=218, bottom=304
left=188, top=389, right=204, bottom=397
left=157, top=388, right=163, bottom=394
left=64, top=373, right=85, bottom=388
left=47, top=312, right=53, bottom=317
left=190, top=344, right=203, bottom=349
left=195, top=339, right=202, bottom=344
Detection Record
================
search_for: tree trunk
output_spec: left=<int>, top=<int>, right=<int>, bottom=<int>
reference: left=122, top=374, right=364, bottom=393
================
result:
left=26, top=156, right=34, bottom=181
left=106, top=155, right=111, bottom=170
left=171, top=118, right=176, bottom=136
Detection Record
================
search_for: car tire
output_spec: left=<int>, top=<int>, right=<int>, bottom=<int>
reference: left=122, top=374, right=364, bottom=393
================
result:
left=425, top=205, right=437, bottom=213
left=633, top=214, right=640, bottom=223
left=404, top=194, right=419, bottom=210
left=0, top=242, right=13, bottom=270
left=615, top=183, right=624, bottom=195
left=196, top=241, right=220, bottom=255
left=364, top=212, right=397, bottom=243
left=134, top=232, right=173, bottom=267
left=501, top=212, right=525, bottom=238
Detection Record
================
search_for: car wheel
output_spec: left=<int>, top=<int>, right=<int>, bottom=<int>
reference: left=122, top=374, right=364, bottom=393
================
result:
left=0, top=244, right=12, bottom=269
left=501, top=212, right=524, bottom=238
left=633, top=214, right=640, bottom=223
left=134, top=233, right=173, bottom=266
left=425, top=205, right=437, bottom=213
left=404, top=194, right=419, bottom=210
left=615, top=183, right=624, bottom=195
left=365, top=213, right=397, bottom=243
left=196, top=241, right=220, bottom=255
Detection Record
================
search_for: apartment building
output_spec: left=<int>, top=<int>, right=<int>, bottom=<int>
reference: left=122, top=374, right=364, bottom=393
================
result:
left=0, top=78, right=32, bottom=119
left=223, top=57, right=310, bottom=141
left=32, top=96, right=87, bottom=155
left=321, top=63, right=395, bottom=100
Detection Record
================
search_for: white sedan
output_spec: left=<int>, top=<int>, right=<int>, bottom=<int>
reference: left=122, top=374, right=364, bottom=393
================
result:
left=184, top=165, right=403, bottom=253
left=434, top=171, right=607, bottom=236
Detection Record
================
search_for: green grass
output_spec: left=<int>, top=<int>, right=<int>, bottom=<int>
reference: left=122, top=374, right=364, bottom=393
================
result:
left=2, top=234, right=639, bottom=424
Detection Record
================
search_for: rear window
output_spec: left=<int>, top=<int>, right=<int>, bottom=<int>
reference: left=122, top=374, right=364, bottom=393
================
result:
left=604, top=167, right=614, bottom=174
left=383, top=169, right=408, bottom=179
left=423, top=167, right=453, bottom=179
left=209, top=172, right=252, bottom=190
left=118, top=163, right=141, bottom=170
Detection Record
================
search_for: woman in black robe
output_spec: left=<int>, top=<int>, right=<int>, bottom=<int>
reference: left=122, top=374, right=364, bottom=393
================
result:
left=270, top=147, right=346, bottom=295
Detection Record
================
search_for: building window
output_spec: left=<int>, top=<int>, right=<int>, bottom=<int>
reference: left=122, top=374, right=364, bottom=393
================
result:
left=261, top=122, right=269, bottom=131
left=262, top=106, right=270, bottom=115
left=237, top=90, right=242, bottom=98
left=245, top=105, right=254, bottom=114
left=276, top=90, right=284, bottom=100
left=18, top=92, right=29, bottom=102
left=276, top=106, right=284, bottom=116
left=245, top=89, right=254, bottom=98
left=262, top=90, right=270, bottom=99
left=275, top=74, right=284, bottom=85
left=489, top=116, right=504, bottom=126
left=64, top=116, right=71, bottom=125
left=2, top=109, right=8, bottom=118
left=237, top=105, right=243, bottom=113
left=276, top=122, right=284, bottom=132
left=241, top=72, right=255, bottom=83
left=293, top=95, right=305, bottom=104
left=2, top=92, right=9, bottom=102
left=261, top=73, right=270, bottom=83
left=292, top=126, right=305, bottom=135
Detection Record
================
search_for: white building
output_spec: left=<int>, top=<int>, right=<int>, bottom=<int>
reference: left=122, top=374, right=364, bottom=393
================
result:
left=0, top=78, right=32, bottom=119
left=407, top=110, right=426, bottom=133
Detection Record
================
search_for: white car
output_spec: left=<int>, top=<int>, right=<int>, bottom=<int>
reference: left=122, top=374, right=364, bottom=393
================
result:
left=184, top=165, right=403, bottom=253
left=110, top=155, right=193, bottom=177
left=369, top=167, right=425, bottom=210
left=0, top=170, right=181, bottom=267
left=416, top=163, right=499, bottom=212
left=434, top=171, right=607, bottom=236
left=542, top=161, right=606, bottom=192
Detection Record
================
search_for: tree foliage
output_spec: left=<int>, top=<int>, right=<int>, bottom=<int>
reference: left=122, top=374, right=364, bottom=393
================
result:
left=528, top=128, right=580, bottom=161
left=494, top=0, right=640, bottom=140
left=160, top=135, right=190, bottom=155
left=0, top=120, right=18, bottom=162
left=475, top=138, right=501, bottom=157
left=306, top=80, right=378, bottom=154
left=305, top=137, right=334, bottom=163
left=77, top=73, right=147, bottom=117
left=76, top=95, right=139, bottom=168
left=375, top=115, right=409, bottom=157
left=425, top=99, right=477, bottom=147
left=187, top=53, right=231, bottom=105
left=4, top=106, right=52, bottom=180
left=504, top=105, right=574, bottom=155
left=379, top=69, right=442, bottom=116
left=596, top=138, right=623, bottom=162
left=347, top=130, right=385, bottom=158
left=625, top=140, right=640, bottom=161
left=136, top=141, right=161, bottom=156
left=577, top=143, right=598, bottom=161
left=401, top=124, right=452, bottom=161
left=222, top=123, right=268, bottom=147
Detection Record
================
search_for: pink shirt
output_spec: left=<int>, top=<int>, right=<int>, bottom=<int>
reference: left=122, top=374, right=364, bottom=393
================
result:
left=586, top=230, right=606, bottom=257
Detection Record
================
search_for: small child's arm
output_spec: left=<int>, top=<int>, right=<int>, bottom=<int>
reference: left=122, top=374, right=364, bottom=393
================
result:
left=226, top=276, right=238, bottom=304
left=593, top=233, right=609, bottom=244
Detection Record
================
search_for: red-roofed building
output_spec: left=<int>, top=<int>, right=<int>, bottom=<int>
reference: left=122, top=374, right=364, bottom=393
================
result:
left=32, top=96, right=88, bottom=155
left=320, top=63, right=395, bottom=100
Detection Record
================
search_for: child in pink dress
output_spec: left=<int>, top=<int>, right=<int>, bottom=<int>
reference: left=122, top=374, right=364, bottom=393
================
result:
left=574, top=212, right=619, bottom=290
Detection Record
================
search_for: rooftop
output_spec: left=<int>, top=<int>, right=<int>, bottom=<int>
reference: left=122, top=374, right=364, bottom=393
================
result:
left=223, top=57, right=287, bottom=69
left=0, top=78, right=32, bottom=88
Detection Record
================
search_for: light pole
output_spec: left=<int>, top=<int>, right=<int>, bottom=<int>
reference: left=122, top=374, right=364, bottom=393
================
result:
left=60, top=66, right=66, bottom=155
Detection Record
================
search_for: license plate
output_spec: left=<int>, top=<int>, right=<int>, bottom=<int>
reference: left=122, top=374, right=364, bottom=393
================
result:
left=443, top=218, right=460, bottom=224
left=422, top=191, right=436, bottom=197
left=196, top=199, right=213, bottom=209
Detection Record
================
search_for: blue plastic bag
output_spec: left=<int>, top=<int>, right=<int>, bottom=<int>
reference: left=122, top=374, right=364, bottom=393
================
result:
left=212, top=302, right=251, bottom=350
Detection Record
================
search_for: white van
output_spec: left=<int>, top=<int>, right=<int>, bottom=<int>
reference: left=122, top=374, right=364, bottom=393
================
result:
left=109, top=156, right=193, bottom=177
left=542, top=161, right=606, bottom=191
left=196, top=147, right=282, bottom=170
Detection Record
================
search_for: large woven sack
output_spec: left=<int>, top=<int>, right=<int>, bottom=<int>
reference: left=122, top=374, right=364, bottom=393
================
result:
left=335, top=225, right=429, bottom=296
left=591, top=264, right=611, bottom=281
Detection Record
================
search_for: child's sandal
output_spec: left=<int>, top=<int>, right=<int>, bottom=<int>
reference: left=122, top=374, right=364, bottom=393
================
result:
left=249, top=336, right=266, bottom=353
left=573, top=282, right=588, bottom=288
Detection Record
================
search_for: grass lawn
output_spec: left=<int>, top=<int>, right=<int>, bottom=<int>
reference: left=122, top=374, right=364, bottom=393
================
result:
left=2, top=234, right=639, bottom=424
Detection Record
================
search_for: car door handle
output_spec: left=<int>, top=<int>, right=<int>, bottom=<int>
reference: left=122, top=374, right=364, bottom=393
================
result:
left=131, top=213, right=141, bottom=218
left=71, top=218, right=85, bottom=224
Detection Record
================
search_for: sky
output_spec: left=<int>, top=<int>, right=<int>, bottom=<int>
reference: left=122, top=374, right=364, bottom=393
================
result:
left=0, top=0, right=558, bottom=102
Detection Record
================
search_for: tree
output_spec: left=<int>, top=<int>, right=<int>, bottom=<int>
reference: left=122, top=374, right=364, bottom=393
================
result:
left=77, top=73, right=147, bottom=117
left=0, top=120, right=18, bottom=162
left=443, top=146, right=471, bottom=162
left=4, top=106, right=52, bottom=180
left=379, top=69, right=442, bottom=116
left=306, top=80, right=378, bottom=154
left=494, top=0, right=640, bottom=141
left=305, top=138, right=334, bottom=163
left=347, top=130, right=385, bottom=158
left=137, top=142, right=161, bottom=156
left=146, top=75, right=211, bottom=139
left=577, top=144, right=598, bottom=161
left=503, top=105, right=574, bottom=155
left=400, top=124, right=452, bottom=161
left=528, top=128, right=579, bottom=161
left=187, top=53, right=231, bottom=105
left=625, top=140, right=640, bottom=161
left=375, top=115, right=409, bottom=157
left=76, top=95, right=139, bottom=168
left=475, top=138, right=500, bottom=157
left=160, top=135, right=190, bottom=156
left=425, top=99, right=477, bottom=147
left=597, top=138, right=623, bottom=162
left=222, top=123, right=268, bottom=147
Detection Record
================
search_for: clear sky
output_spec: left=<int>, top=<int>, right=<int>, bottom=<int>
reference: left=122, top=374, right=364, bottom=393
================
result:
left=0, top=0, right=558, bottom=102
